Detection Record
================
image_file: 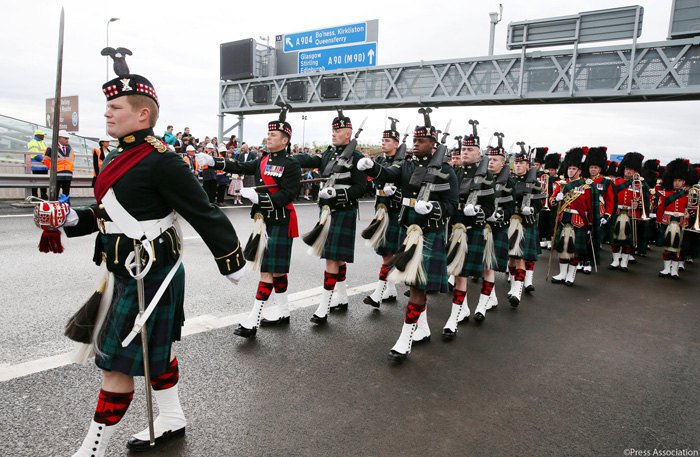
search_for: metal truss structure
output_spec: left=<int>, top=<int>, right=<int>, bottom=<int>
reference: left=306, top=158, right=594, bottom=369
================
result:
left=218, top=37, right=700, bottom=139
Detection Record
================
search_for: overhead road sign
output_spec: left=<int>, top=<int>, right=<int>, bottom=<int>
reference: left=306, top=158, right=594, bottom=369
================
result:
left=283, top=22, right=368, bottom=53
left=298, top=42, right=377, bottom=73
left=668, top=0, right=700, bottom=39
left=507, top=5, right=644, bottom=49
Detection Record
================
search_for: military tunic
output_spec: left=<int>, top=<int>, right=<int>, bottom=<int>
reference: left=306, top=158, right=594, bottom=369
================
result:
left=511, top=172, right=544, bottom=261
left=64, top=128, right=244, bottom=377
left=214, top=148, right=301, bottom=272
left=488, top=170, right=516, bottom=272
left=552, top=178, right=601, bottom=262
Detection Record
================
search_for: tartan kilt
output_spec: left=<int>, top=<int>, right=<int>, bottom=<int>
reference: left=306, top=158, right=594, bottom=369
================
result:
left=554, top=224, right=591, bottom=259
left=398, top=227, right=448, bottom=293
left=375, top=208, right=402, bottom=256
left=491, top=227, right=510, bottom=272
left=519, top=224, right=541, bottom=261
left=608, top=213, right=634, bottom=247
left=321, top=208, right=357, bottom=263
left=96, top=264, right=185, bottom=377
left=538, top=210, right=555, bottom=240
left=461, top=226, right=485, bottom=277
left=261, top=223, right=293, bottom=273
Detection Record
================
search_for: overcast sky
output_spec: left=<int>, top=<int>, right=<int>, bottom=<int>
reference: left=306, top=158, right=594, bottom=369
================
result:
left=1, top=0, right=698, bottom=163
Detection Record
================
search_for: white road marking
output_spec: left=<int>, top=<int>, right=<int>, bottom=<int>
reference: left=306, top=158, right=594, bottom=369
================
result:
left=0, top=282, right=376, bottom=383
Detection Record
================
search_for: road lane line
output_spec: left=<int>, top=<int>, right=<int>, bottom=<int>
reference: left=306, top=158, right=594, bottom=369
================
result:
left=0, top=283, right=376, bottom=382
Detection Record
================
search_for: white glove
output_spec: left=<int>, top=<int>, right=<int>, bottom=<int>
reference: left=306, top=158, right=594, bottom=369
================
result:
left=600, top=216, right=609, bottom=226
left=318, top=187, right=337, bottom=199
left=63, top=208, right=79, bottom=227
left=555, top=192, right=564, bottom=202
left=414, top=201, right=433, bottom=215
left=195, top=153, right=215, bottom=167
left=463, top=204, right=477, bottom=217
left=226, top=268, right=246, bottom=285
left=240, top=187, right=259, bottom=204
left=357, top=157, right=374, bottom=171
left=383, top=185, right=396, bottom=197
left=521, top=206, right=534, bottom=216
left=487, top=209, right=504, bottom=223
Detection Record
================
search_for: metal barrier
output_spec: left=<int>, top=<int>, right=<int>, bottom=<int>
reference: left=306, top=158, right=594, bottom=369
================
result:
left=0, top=174, right=93, bottom=188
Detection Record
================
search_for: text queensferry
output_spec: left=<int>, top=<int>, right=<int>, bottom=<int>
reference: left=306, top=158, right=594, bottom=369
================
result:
left=313, top=25, right=365, bottom=47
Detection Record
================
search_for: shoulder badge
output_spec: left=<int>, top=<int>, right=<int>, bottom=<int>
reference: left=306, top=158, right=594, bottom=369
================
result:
left=145, top=136, right=167, bottom=153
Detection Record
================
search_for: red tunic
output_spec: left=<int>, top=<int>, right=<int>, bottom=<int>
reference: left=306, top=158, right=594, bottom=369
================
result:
left=656, top=189, right=689, bottom=227
left=612, top=177, right=649, bottom=219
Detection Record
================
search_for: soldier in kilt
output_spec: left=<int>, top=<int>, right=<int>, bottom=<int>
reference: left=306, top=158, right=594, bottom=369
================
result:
left=358, top=109, right=458, bottom=361
left=581, top=146, right=615, bottom=274
left=609, top=152, right=650, bottom=272
left=58, top=58, right=246, bottom=456
left=550, top=148, right=600, bottom=286
left=441, top=124, right=497, bottom=338
left=656, top=158, right=694, bottom=279
left=197, top=105, right=301, bottom=337
left=363, top=119, right=404, bottom=307
left=505, top=149, right=544, bottom=307
left=539, top=152, right=561, bottom=250
left=293, top=110, right=367, bottom=324
left=479, top=140, right=515, bottom=319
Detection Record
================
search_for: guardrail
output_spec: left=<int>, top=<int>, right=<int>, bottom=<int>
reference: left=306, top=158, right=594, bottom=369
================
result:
left=0, top=174, right=93, bottom=188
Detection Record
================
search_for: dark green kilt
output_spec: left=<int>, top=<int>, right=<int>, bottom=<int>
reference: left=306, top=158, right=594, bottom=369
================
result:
left=261, top=223, right=293, bottom=273
left=492, top=227, right=510, bottom=272
left=554, top=224, right=591, bottom=260
left=321, top=208, right=357, bottom=263
left=375, top=208, right=402, bottom=257
left=538, top=209, right=556, bottom=240
left=608, top=213, right=635, bottom=248
left=96, top=264, right=185, bottom=377
left=461, top=226, right=485, bottom=277
left=517, top=224, right=541, bottom=261
left=398, top=227, right=448, bottom=293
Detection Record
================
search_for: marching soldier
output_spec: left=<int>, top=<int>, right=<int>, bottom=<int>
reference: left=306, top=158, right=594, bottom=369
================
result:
left=550, top=147, right=600, bottom=286
left=362, top=118, right=404, bottom=308
left=442, top=121, right=496, bottom=337
left=357, top=108, right=458, bottom=361
left=506, top=147, right=544, bottom=306
left=538, top=152, right=560, bottom=250
left=481, top=136, right=515, bottom=315
left=642, top=158, right=662, bottom=250
left=656, top=158, right=694, bottom=279
left=294, top=110, right=367, bottom=324
left=197, top=105, right=301, bottom=336
left=50, top=52, right=246, bottom=456
left=581, top=146, right=615, bottom=274
left=609, top=152, right=650, bottom=272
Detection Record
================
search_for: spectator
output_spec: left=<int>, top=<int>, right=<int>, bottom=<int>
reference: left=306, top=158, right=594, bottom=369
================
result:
left=174, top=132, right=183, bottom=153
left=227, top=146, right=243, bottom=205
left=183, top=145, right=198, bottom=175
left=215, top=145, right=230, bottom=206
left=27, top=128, right=48, bottom=199
left=226, top=135, right=238, bottom=150
left=92, top=137, right=110, bottom=187
left=236, top=143, right=257, bottom=188
left=200, top=143, right=217, bottom=203
left=163, top=125, right=177, bottom=145
left=211, top=137, right=219, bottom=148
left=44, top=130, right=74, bottom=200
left=184, top=126, right=191, bottom=137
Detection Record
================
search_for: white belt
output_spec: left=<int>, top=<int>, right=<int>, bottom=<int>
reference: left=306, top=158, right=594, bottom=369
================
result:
left=99, top=212, right=176, bottom=241
left=618, top=205, right=631, bottom=210
left=564, top=209, right=579, bottom=215
left=664, top=211, right=684, bottom=217
left=402, top=197, right=417, bottom=208
left=333, top=184, right=351, bottom=189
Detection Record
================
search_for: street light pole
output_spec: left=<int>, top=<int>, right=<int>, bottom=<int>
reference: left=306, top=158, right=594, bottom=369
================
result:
left=488, top=4, right=503, bottom=56
left=302, top=115, right=307, bottom=149
left=106, top=17, right=120, bottom=80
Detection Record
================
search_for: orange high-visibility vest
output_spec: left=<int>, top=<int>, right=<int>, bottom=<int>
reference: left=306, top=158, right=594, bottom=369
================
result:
left=92, top=148, right=105, bottom=176
left=56, top=147, right=75, bottom=173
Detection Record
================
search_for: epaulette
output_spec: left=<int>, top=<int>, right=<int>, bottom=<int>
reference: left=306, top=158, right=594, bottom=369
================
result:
left=145, top=136, right=167, bottom=153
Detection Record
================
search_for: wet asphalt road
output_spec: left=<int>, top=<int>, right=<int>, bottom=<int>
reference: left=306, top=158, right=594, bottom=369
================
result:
left=0, top=198, right=698, bottom=456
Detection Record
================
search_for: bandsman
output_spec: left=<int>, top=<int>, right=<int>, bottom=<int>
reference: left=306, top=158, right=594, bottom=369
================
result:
left=581, top=146, right=615, bottom=273
left=538, top=152, right=561, bottom=250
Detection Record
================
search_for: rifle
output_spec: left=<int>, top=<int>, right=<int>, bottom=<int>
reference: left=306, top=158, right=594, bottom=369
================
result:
left=321, top=115, right=367, bottom=189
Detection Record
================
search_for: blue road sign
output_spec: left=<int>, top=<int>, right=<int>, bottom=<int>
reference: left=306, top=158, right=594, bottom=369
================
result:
left=298, top=42, right=377, bottom=73
left=610, top=154, right=625, bottom=163
left=284, top=22, right=367, bottom=53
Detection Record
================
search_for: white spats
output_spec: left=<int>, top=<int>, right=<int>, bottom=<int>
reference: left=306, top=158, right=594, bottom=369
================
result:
left=412, top=309, right=431, bottom=342
left=389, top=323, right=417, bottom=360
left=72, top=420, right=117, bottom=457
left=442, top=303, right=463, bottom=335
left=131, top=385, right=186, bottom=443
left=552, top=262, right=568, bottom=282
left=240, top=299, right=265, bottom=330
left=312, top=289, right=334, bottom=320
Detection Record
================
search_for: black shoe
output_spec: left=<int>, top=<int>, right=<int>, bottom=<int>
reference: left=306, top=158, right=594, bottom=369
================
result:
left=608, top=265, right=619, bottom=270
left=260, top=315, right=290, bottom=327
left=382, top=295, right=397, bottom=303
left=474, top=312, right=485, bottom=323
left=388, top=350, right=408, bottom=362
left=509, top=296, right=520, bottom=307
left=127, top=427, right=186, bottom=451
left=551, top=277, right=565, bottom=284
left=363, top=296, right=380, bottom=308
left=233, top=324, right=257, bottom=338
left=330, top=302, right=348, bottom=312
left=525, top=285, right=535, bottom=293
left=564, top=281, right=574, bottom=287
left=412, top=335, right=431, bottom=344
left=441, top=328, right=457, bottom=340
left=671, top=275, right=679, bottom=280
left=620, top=266, right=629, bottom=272
left=310, top=314, right=328, bottom=324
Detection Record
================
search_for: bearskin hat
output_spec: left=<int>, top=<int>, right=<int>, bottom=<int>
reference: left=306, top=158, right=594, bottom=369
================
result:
left=641, top=158, right=660, bottom=188
left=544, top=152, right=561, bottom=170
left=583, top=146, right=608, bottom=172
left=617, top=152, right=644, bottom=176
left=562, top=147, right=585, bottom=171
left=606, top=161, right=618, bottom=176
left=661, top=158, right=692, bottom=190
left=532, top=147, right=548, bottom=165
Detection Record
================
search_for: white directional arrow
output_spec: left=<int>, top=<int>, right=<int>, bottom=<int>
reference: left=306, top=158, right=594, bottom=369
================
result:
left=367, top=48, right=375, bottom=65
left=285, top=37, right=293, bottom=48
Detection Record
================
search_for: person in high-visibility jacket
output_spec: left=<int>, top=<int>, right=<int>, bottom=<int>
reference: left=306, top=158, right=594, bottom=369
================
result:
left=27, top=129, right=48, bottom=199
left=92, top=137, right=110, bottom=187
left=44, top=130, right=75, bottom=199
